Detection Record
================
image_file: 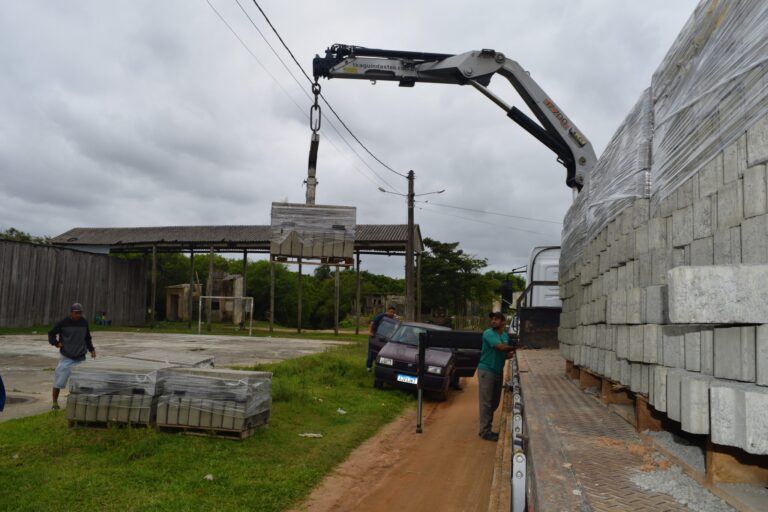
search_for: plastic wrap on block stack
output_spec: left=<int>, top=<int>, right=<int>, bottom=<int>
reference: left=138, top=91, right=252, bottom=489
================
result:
left=69, top=357, right=171, bottom=396
left=156, top=368, right=272, bottom=431
left=270, top=202, right=356, bottom=260
left=123, top=349, right=215, bottom=368
left=560, top=89, right=652, bottom=272
left=586, top=89, right=652, bottom=241
left=650, top=0, right=768, bottom=208
left=66, top=357, right=172, bottom=425
left=560, top=187, right=590, bottom=274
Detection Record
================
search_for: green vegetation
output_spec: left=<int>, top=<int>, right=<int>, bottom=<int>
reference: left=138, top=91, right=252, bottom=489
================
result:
left=3, top=226, right=526, bottom=327
left=0, top=227, right=50, bottom=244
left=0, top=342, right=413, bottom=512
left=420, top=238, right=526, bottom=316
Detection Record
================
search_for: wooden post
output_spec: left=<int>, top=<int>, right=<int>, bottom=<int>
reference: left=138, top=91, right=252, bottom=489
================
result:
left=269, top=260, right=275, bottom=333
left=297, top=259, right=302, bottom=333
left=578, top=369, right=600, bottom=390
left=241, top=249, right=247, bottom=330
left=355, top=251, right=361, bottom=335
left=151, top=245, right=157, bottom=327
left=188, top=247, right=194, bottom=329
left=635, top=395, right=663, bottom=431
left=706, top=440, right=768, bottom=485
left=334, top=265, right=340, bottom=335
left=206, top=246, right=213, bottom=332
left=416, top=252, right=422, bottom=322
left=600, top=379, right=634, bottom=405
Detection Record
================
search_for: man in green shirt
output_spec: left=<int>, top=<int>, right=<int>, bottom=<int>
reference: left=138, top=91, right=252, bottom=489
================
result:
left=478, top=312, right=516, bottom=441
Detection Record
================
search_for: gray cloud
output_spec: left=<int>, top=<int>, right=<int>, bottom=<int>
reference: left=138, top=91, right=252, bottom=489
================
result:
left=0, top=0, right=699, bottom=275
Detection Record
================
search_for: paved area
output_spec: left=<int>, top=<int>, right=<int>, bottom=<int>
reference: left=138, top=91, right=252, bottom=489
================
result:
left=293, top=374, right=499, bottom=512
left=0, top=332, right=346, bottom=422
left=520, top=349, right=729, bottom=512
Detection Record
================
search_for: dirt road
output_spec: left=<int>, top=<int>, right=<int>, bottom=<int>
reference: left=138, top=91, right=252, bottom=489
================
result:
left=293, top=374, right=499, bottom=512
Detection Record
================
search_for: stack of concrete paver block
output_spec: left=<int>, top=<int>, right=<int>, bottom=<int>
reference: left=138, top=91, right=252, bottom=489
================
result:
left=156, top=368, right=272, bottom=438
left=66, top=357, right=172, bottom=425
left=559, top=0, right=768, bottom=456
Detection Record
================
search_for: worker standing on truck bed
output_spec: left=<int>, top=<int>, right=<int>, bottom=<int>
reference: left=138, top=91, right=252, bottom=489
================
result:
left=477, top=312, right=516, bottom=441
left=48, top=303, right=96, bottom=410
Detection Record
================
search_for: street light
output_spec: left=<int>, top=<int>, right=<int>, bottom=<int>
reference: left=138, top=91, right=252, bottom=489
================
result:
left=378, top=172, right=444, bottom=321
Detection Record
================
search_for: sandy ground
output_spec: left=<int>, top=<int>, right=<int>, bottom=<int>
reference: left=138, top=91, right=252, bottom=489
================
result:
left=292, top=374, right=498, bottom=512
left=0, top=331, right=346, bottom=422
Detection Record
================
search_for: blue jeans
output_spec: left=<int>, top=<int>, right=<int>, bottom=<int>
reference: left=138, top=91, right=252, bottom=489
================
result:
left=366, top=349, right=375, bottom=369
left=53, top=356, right=83, bottom=390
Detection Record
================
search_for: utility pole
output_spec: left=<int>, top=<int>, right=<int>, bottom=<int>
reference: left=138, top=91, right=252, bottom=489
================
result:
left=406, top=170, right=415, bottom=322
left=379, top=171, right=443, bottom=323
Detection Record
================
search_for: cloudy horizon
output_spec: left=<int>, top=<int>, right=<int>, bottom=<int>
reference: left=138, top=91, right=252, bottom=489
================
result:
left=0, top=0, right=700, bottom=276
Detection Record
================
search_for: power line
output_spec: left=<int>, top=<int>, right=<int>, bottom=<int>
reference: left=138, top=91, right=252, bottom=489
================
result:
left=249, top=0, right=408, bottom=179
left=417, top=201, right=563, bottom=225
left=417, top=204, right=560, bottom=237
left=230, top=0, right=402, bottom=192
left=205, top=0, right=392, bottom=190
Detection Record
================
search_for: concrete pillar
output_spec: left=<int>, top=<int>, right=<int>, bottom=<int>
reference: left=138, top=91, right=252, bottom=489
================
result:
left=355, top=251, right=361, bottom=335
left=151, top=245, right=157, bottom=326
left=269, top=260, right=275, bottom=333
left=297, top=259, right=302, bottom=333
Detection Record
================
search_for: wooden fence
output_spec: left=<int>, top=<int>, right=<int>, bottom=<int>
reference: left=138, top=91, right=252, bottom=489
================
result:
left=0, top=241, right=146, bottom=327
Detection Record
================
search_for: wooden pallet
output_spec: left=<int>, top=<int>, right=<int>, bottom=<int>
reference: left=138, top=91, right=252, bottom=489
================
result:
left=157, top=411, right=269, bottom=440
left=68, top=419, right=152, bottom=429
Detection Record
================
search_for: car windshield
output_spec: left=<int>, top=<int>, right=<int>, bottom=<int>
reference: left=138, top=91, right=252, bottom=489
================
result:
left=391, top=325, right=427, bottom=346
left=376, top=318, right=398, bottom=338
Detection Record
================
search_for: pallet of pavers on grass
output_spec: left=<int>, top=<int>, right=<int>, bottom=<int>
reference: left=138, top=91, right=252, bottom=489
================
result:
left=156, top=368, right=272, bottom=440
left=123, top=349, right=215, bottom=368
left=66, top=357, right=172, bottom=428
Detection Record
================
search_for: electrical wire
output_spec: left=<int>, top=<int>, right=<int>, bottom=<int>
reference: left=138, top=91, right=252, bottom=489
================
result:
left=417, top=200, right=563, bottom=225
left=249, top=0, right=409, bottom=179
left=205, top=0, right=391, bottom=190
left=417, top=204, right=560, bottom=237
left=231, top=0, right=402, bottom=192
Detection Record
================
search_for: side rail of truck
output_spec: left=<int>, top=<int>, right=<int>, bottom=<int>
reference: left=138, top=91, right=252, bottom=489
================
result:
left=515, top=280, right=561, bottom=349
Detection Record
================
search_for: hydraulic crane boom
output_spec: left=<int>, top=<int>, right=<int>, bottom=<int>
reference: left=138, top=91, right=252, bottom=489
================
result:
left=313, top=44, right=596, bottom=190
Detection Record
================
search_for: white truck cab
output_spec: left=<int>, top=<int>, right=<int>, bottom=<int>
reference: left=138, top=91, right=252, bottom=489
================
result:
left=527, top=247, right=561, bottom=308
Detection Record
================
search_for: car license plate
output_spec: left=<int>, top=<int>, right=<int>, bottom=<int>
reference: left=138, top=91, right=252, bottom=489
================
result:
left=396, top=374, right=417, bottom=385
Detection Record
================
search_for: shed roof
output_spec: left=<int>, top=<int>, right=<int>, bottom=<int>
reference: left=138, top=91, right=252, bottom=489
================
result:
left=51, top=224, right=423, bottom=255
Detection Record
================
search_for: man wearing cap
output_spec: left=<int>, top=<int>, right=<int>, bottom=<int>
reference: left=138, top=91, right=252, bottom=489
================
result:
left=48, top=303, right=96, bottom=410
left=366, top=305, right=397, bottom=371
left=478, top=311, right=516, bottom=441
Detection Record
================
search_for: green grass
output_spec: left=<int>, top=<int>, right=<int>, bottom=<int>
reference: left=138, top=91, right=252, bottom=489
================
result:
left=0, top=321, right=368, bottom=343
left=0, top=342, right=413, bottom=511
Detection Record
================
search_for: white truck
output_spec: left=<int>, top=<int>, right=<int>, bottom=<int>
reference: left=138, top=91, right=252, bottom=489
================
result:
left=513, top=246, right=562, bottom=348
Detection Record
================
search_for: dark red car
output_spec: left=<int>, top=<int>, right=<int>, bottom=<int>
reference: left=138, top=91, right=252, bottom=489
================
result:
left=374, top=322, right=480, bottom=400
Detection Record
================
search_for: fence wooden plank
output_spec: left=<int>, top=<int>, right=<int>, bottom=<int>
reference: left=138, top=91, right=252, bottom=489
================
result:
left=0, top=241, right=145, bottom=327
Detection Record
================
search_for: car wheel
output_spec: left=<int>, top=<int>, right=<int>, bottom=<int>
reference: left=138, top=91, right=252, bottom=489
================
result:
left=373, top=379, right=383, bottom=389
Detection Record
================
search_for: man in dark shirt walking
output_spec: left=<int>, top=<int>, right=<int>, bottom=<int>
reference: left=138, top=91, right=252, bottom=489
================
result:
left=48, top=303, right=96, bottom=409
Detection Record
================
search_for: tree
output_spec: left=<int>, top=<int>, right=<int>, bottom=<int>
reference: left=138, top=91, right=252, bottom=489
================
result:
left=0, top=227, right=50, bottom=244
left=420, top=238, right=490, bottom=316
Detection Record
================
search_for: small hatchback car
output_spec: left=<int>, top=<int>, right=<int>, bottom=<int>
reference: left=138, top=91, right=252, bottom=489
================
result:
left=374, top=322, right=455, bottom=399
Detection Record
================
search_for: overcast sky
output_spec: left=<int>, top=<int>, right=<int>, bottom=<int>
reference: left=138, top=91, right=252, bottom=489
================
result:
left=0, top=0, right=700, bottom=276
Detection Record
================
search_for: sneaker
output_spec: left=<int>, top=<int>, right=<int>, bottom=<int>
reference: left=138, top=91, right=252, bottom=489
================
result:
left=481, top=432, right=499, bottom=442
left=366, top=367, right=372, bottom=372
left=51, top=403, right=61, bottom=410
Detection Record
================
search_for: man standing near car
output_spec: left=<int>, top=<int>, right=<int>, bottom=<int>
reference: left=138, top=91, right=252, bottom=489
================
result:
left=366, top=305, right=397, bottom=371
left=48, top=303, right=96, bottom=409
left=477, top=311, right=516, bottom=441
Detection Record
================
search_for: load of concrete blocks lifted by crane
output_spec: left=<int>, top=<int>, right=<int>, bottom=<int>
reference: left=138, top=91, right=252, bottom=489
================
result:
left=558, top=0, right=768, bottom=457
